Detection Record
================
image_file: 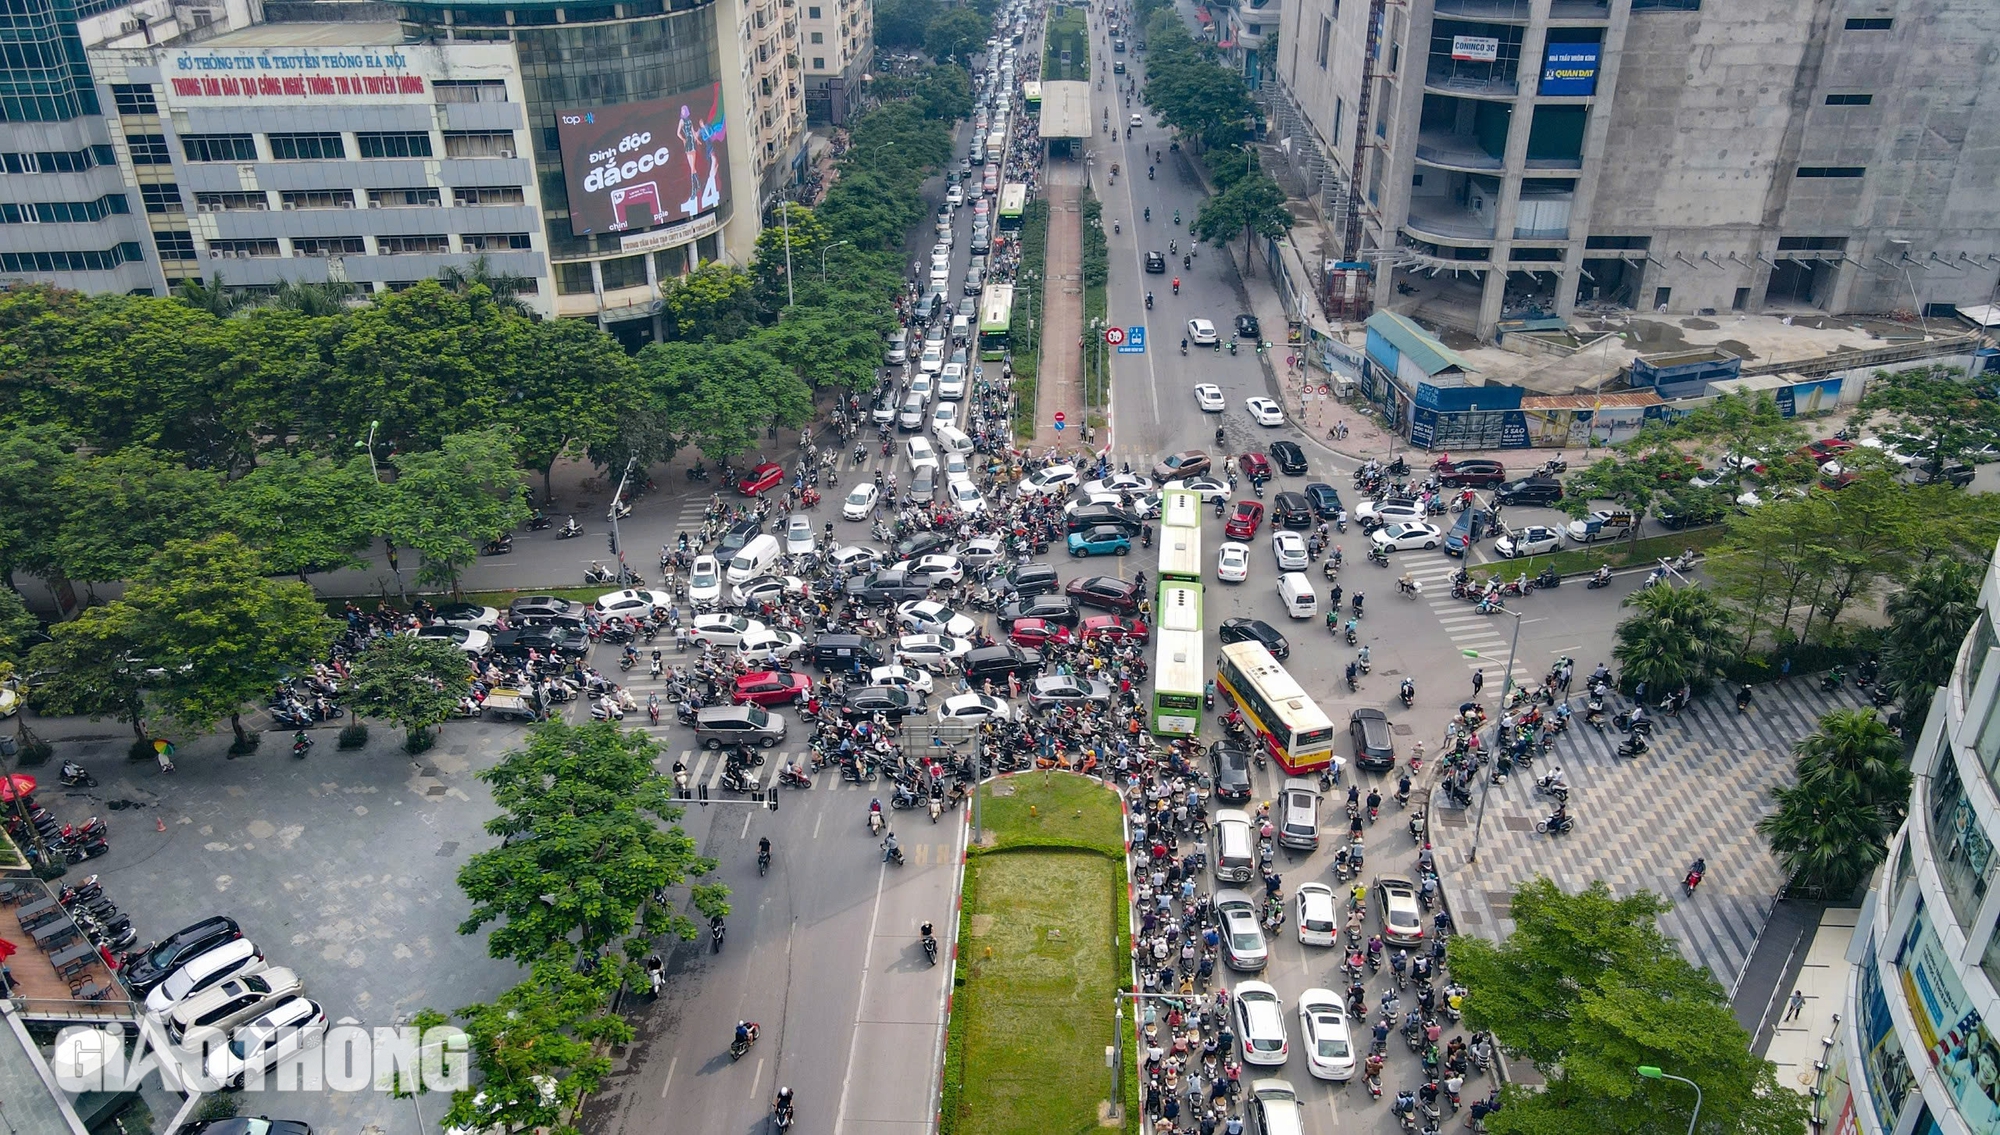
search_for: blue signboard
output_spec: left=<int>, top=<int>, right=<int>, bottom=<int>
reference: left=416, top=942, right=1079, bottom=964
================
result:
left=1539, top=42, right=1600, bottom=96
left=1117, top=325, right=1147, bottom=354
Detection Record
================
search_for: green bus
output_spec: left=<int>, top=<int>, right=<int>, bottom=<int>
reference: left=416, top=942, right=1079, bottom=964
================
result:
left=1157, top=488, right=1203, bottom=582
left=1151, top=580, right=1204, bottom=736
left=1022, top=81, right=1043, bottom=113
left=997, top=183, right=1029, bottom=231
left=977, top=283, right=1015, bottom=360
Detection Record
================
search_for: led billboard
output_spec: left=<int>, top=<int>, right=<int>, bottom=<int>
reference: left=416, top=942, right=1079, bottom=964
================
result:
left=555, top=83, right=728, bottom=236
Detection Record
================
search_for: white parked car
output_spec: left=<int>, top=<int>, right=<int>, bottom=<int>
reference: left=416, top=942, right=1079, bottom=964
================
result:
left=905, top=554, right=965, bottom=585
left=1355, top=499, right=1425, bottom=525
left=730, top=573, right=805, bottom=608
left=686, top=614, right=767, bottom=649
left=939, top=363, right=967, bottom=399
left=1271, top=531, right=1309, bottom=571
left=591, top=588, right=674, bottom=619
left=1494, top=524, right=1562, bottom=558
left=415, top=625, right=491, bottom=656
left=738, top=628, right=809, bottom=662
left=842, top=483, right=880, bottom=520
left=948, top=477, right=987, bottom=516
left=688, top=555, right=723, bottom=604
left=1245, top=396, right=1284, bottom=426
left=204, top=996, right=327, bottom=1088
left=1371, top=521, right=1443, bottom=552
left=784, top=513, right=817, bottom=556
left=168, top=966, right=304, bottom=1052
left=1296, top=988, right=1356, bottom=1081
left=144, top=939, right=266, bottom=1020
left=1216, top=542, right=1251, bottom=582
left=897, top=600, right=978, bottom=638
left=1188, top=318, right=1219, bottom=346
left=1232, top=981, right=1290, bottom=1066
left=894, top=633, right=974, bottom=671
left=867, top=664, right=936, bottom=695
left=1017, top=463, right=1080, bottom=497
left=1194, top=383, right=1225, bottom=412
left=1082, top=472, right=1155, bottom=497
left=1166, top=476, right=1230, bottom=503
left=825, top=544, right=884, bottom=575
left=431, top=604, right=501, bottom=630
left=936, top=692, right=1015, bottom=722
left=1294, top=882, right=1338, bottom=947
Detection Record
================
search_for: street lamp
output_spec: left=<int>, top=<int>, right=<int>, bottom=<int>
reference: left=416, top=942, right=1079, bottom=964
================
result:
left=1636, top=1066, right=1702, bottom=1135
left=820, top=239, right=851, bottom=284
left=1465, top=608, right=1536, bottom=866
left=356, top=419, right=381, bottom=481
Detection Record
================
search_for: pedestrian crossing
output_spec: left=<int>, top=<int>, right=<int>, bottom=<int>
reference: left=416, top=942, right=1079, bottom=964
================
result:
left=1397, top=551, right=1541, bottom=692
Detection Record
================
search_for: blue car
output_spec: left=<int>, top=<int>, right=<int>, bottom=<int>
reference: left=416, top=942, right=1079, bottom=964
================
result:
left=1067, top=526, right=1133, bottom=558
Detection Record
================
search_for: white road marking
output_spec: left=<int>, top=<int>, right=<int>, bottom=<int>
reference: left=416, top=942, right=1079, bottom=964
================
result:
left=751, top=1056, right=764, bottom=1099
left=739, top=811, right=753, bottom=839
left=812, top=810, right=824, bottom=840
left=831, top=853, right=890, bottom=1135
left=659, top=1055, right=678, bottom=1098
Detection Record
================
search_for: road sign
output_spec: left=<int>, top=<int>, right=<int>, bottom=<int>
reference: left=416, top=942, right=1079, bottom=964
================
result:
left=1117, top=325, right=1146, bottom=354
left=1104, top=327, right=1126, bottom=346
left=1054, top=420, right=1066, bottom=431
left=1054, top=411, right=1067, bottom=423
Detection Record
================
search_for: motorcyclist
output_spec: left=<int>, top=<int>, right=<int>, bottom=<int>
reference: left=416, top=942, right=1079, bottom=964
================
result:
left=882, top=831, right=901, bottom=861
left=736, top=1020, right=759, bottom=1045
left=1592, top=564, right=1612, bottom=586
left=758, top=836, right=772, bottom=864
left=1357, top=645, right=1371, bottom=670
left=1352, top=592, right=1365, bottom=616
left=774, top=1087, right=795, bottom=1117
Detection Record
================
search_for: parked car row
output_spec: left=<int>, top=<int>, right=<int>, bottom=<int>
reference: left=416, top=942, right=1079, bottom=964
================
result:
left=131, top=915, right=327, bottom=1088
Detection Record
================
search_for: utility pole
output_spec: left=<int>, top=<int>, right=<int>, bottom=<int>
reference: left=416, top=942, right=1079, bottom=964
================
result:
left=1466, top=608, right=1526, bottom=866
left=608, top=456, right=637, bottom=584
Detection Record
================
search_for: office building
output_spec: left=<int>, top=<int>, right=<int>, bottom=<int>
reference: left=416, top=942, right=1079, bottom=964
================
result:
left=799, top=0, right=869, bottom=125
left=1265, top=0, right=2000, bottom=341
left=1839, top=538, right=2000, bottom=1135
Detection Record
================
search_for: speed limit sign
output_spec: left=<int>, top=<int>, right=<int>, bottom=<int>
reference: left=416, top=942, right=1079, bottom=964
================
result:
left=1104, top=327, right=1126, bottom=345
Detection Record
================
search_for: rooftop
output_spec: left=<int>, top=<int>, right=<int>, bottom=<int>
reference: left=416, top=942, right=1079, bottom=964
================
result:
left=1038, top=80, right=1090, bottom=140
left=197, top=22, right=409, bottom=47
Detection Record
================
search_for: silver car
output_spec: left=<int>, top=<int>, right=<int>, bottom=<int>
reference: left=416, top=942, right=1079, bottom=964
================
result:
left=1026, top=674, right=1111, bottom=711
left=784, top=513, right=816, bottom=556
left=1214, top=888, right=1269, bottom=971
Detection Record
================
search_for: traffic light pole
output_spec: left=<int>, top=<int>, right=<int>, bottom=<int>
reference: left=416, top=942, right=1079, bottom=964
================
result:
left=608, top=456, right=636, bottom=582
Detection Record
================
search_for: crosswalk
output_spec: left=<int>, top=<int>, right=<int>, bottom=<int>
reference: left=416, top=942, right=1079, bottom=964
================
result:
left=1397, top=550, right=1541, bottom=692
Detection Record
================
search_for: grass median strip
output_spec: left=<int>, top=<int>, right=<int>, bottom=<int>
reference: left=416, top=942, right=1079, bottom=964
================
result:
left=1471, top=525, right=1725, bottom=581
left=945, top=774, right=1135, bottom=1135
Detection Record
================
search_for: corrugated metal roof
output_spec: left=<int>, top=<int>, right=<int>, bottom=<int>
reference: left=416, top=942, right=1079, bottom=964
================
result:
left=1039, top=81, right=1091, bottom=139
left=1366, top=311, right=1473, bottom=376
left=1519, top=391, right=1664, bottom=410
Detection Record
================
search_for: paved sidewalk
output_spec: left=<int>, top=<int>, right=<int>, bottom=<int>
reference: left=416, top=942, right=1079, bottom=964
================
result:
left=1430, top=676, right=1868, bottom=989
left=1032, top=157, right=1088, bottom=449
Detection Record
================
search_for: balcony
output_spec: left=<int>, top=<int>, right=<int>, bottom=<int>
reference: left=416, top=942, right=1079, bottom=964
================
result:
left=1415, top=132, right=1504, bottom=171
left=1432, top=0, right=1528, bottom=20
left=1424, top=64, right=1521, bottom=98
left=1405, top=199, right=1497, bottom=242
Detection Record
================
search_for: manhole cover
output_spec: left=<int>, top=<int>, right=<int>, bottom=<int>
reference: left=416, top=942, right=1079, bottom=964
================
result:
left=1501, top=815, right=1534, bottom=831
left=448, top=745, right=470, bottom=755
left=1391, top=724, right=1414, bottom=736
left=426, top=785, right=448, bottom=797
left=1435, top=810, right=1467, bottom=827
left=437, top=841, right=459, bottom=857
left=418, top=766, right=440, bottom=777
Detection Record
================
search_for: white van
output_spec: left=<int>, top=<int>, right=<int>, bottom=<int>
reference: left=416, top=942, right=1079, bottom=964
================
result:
left=951, top=312, right=973, bottom=342
left=935, top=424, right=975, bottom=457
left=1212, top=809, right=1256, bottom=883
left=727, top=534, right=781, bottom=583
left=1277, top=572, right=1318, bottom=619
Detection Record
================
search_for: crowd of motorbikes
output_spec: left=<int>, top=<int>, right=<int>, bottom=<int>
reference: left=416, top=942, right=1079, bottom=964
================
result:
left=8, top=777, right=109, bottom=867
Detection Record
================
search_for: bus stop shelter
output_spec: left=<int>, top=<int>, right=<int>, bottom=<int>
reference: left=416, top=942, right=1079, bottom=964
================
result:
left=1039, top=80, right=1090, bottom=156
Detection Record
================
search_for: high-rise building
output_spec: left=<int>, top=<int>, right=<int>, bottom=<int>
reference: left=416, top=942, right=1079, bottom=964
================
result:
left=799, top=0, right=869, bottom=125
left=1838, top=540, right=2000, bottom=1135
left=1265, top=0, right=2000, bottom=341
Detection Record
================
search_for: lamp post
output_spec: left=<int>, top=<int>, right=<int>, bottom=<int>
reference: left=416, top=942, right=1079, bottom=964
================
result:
left=356, top=419, right=381, bottom=482
left=820, top=239, right=851, bottom=284
left=1465, top=608, right=1534, bottom=866
left=1636, top=1066, right=1702, bottom=1135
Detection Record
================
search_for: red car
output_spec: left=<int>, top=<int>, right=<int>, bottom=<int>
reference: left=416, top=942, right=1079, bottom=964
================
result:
left=733, top=670, right=810, bottom=706
left=1224, top=501, right=1264, bottom=539
left=1433, top=459, right=1508, bottom=487
left=1080, top=615, right=1150, bottom=644
left=1237, top=452, right=1272, bottom=482
left=738, top=462, right=785, bottom=496
left=1009, top=617, right=1074, bottom=648
left=1800, top=438, right=1855, bottom=463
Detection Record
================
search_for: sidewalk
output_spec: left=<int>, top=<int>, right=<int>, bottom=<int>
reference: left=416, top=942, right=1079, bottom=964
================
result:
left=1032, top=157, right=1087, bottom=450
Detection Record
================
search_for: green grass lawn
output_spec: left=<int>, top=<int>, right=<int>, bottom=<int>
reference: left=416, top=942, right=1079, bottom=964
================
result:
left=1473, top=525, right=1725, bottom=583
left=946, top=774, right=1133, bottom=1135
left=1043, top=8, right=1089, bottom=81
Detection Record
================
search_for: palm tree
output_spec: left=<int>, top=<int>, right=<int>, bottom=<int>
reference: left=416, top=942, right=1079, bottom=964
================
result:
left=1612, top=584, right=1733, bottom=695
left=174, top=274, right=248, bottom=316
left=263, top=279, right=357, bottom=316
left=1882, top=558, right=1982, bottom=717
left=1758, top=776, right=1892, bottom=897
left=1793, top=708, right=1912, bottom=823
left=436, top=256, right=535, bottom=316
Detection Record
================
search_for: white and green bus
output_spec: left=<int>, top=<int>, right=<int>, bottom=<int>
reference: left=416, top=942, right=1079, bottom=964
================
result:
left=997, top=183, right=1029, bottom=232
left=977, top=283, right=1015, bottom=360
left=1157, top=488, right=1203, bottom=582
left=1152, top=580, right=1205, bottom=736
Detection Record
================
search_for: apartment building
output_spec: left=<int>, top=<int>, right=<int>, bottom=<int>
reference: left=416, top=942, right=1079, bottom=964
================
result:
left=1266, top=0, right=2000, bottom=341
left=799, top=0, right=869, bottom=125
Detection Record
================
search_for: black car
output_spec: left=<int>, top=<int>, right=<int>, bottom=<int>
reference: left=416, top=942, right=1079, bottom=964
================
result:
left=1066, top=575, right=1143, bottom=613
left=998, top=595, right=1081, bottom=626
left=1272, top=492, right=1313, bottom=528
left=1004, top=561, right=1061, bottom=597
left=1350, top=708, right=1395, bottom=771
left=1268, top=440, right=1308, bottom=476
left=1145, top=251, right=1166, bottom=274
left=846, top=573, right=934, bottom=606
left=508, top=595, right=581, bottom=620
left=717, top=520, right=762, bottom=561
left=186, top=1119, right=313, bottom=1135
left=963, top=644, right=1044, bottom=681
left=840, top=685, right=927, bottom=720
left=1303, top=482, right=1343, bottom=518
left=1065, top=504, right=1143, bottom=535
left=123, top=916, right=243, bottom=992
left=1209, top=739, right=1253, bottom=803
left=492, top=627, right=591, bottom=657
left=1492, top=476, right=1564, bottom=507
left=894, top=530, right=956, bottom=561
left=1235, top=314, right=1260, bottom=339
left=1218, top=617, right=1289, bottom=660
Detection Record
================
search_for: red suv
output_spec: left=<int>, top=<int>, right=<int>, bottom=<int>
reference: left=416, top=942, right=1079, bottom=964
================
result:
left=1224, top=501, right=1264, bottom=539
left=1238, top=452, right=1272, bottom=482
left=1434, top=459, right=1507, bottom=488
left=737, top=462, right=785, bottom=496
left=733, top=670, right=810, bottom=706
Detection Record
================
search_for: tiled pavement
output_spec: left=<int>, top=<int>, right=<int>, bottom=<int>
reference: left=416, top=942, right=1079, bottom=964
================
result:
left=1429, top=675, right=1870, bottom=990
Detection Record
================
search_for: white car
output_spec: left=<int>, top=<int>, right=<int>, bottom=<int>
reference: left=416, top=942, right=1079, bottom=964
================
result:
left=906, top=554, right=965, bottom=585
left=1233, top=982, right=1290, bottom=1067
left=956, top=536, right=1006, bottom=569
left=842, top=483, right=880, bottom=520
left=738, top=628, right=809, bottom=662
left=431, top=604, right=501, bottom=630
left=906, top=436, right=939, bottom=469
left=867, top=664, right=936, bottom=695
left=1355, top=497, right=1425, bottom=523
left=939, top=363, right=967, bottom=400
left=688, top=555, right=723, bottom=604
left=1082, top=472, right=1155, bottom=497
left=784, top=514, right=817, bottom=556
left=415, top=625, right=491, bottom=656
left=1188, top=318, right=1219, bottom=346
left=1296, top=988, right=1356, bottom=1081
left=1017, top=463, right=1080, bottom=497
left=143, top=939, right=266, bottom=1020
left=730, top=574, right=805, bottom=608
left=947, top=477, right=987, bottom=516
left=919, top=343, right=944, bottom=373
left=944, top=451, right=971, bottom=479
left=1245, top=396, right=1284, bottom=426
left=204, top=996, right=327, bottom=1088
left=945, top=184, right=965, bottom=207
left=897, top=600, right=978, bottom=638
left=937, top=692, right=1015, bottom=722
left=826, top=544, right=884, bottom=575
left=1271, top=531, right=1309, bottom=571
left=687, top=614, right=767, bottom=649
left=1064, top=490, right=1134, bottom=517
left=1130, top=112, right=1144, bottom=128
left=1216, top=889, right=1269, bottom=970
left=1371, top=521, right=1443, bottom=552
left=1494, top=524, right=1562, bottom=558
left=932, top=401, right=959, bottom=431
left=1295, top=882, right=1339, bottom=947
left=895, top=633, right=974, bottom=671
left=1217, top=542, right=1251, bottom=582
left=591, top=588, right=674, bottom=619
left=169, top=966, right=304, bottom=1052
left=1166, top=476, right=1230, bottom=503
left=1194, top=383, right=1225, bottom=412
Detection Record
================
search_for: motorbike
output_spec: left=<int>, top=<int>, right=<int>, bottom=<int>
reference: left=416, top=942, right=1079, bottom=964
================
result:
left=1586, top=569, right=1614, bottom=590
left=779, top=764, right=812, bottom=789
left=1400, top=680, right=1415, bottom=708
left=1535, top=811, right=1575, bottom=835
left=1684, top=866, right=1704, bottom=895
left=291, top=732, right=313, bottom=760
left=922, top=932, right=939, bottom=966
left=1616, top=734, right=1649, bottom=759
left=556, top=519, right=583, bottom=539
left=527, top=511, right=553, bottom=530
left=646, top=956, right=666, bottom=998
left=1820, top=667, right=1846, bottom=692
left=1534, top=567, right=1560, bottom=590
left=711, top=920, right=726, bottom=953
left=59, top=761, right=97, bottom=789
left=584, top=564, right=615, bottom=585
left=1228, top=340, right=1237, bottom=355
left=480, top=535, right=513, bottom=556
left=686, top=464, right=711, bottom=482
left=884, top=841, right=906, bottom=866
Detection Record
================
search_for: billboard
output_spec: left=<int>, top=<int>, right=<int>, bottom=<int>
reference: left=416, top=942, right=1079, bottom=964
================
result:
left=1539, top=42, right=1600, bottom=96
left=1451, top=35, right=1499, bottom=62
left=1895, top=902, right=2000, bottom=1131
left=555, top=83, right=728, bottom=236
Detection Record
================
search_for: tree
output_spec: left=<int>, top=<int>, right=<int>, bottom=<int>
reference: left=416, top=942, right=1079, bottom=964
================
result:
left=327, top=281, right=515, bottom=454
left=120, top=535, right=336, bottom=748
left=50, top=447, right=227, bottom=592
left=457, top=721, right=718, bottom=964
left=1191, top=169, right=1290, bottom=276
left=377, top=428, right=531, bottom=595
left=1612, top=583, right=1732, bottom=695
left=1881, top=558, right=1983, bottom=719
left=1555, top=445, right=1699, bottom=554
left=173, top=274, right=249, bottom=318
left=633, top=341, right=813, bottom=460
left=925, top=7, right=989, bottom=66
left=752, top=203, right=831, bottom=306
left=435, top=255, right=538, bottom=316
left=1758, top=775, right=1894, bottom=898
left=344, top=636, right=474, bottom=750
left=1791, top=708, right=1910, bottom=815
left=262, top=279, right=357, bottom=317
left=1859, top=364, right=2000, bottom=473
left=874, top=0, right=941, bottom=47
left=436, top=959, right=627, bottom=1135
left=1143, top=56, right=1253, bottom=151
left=494, top=318, right=634, bottom=502
left=25, top=605, right=150, bottom=742
left=221, top=453, right=382, bottom=581
left=913, top=64, right=974, bottom=121
left=1451, top=877, right=1807, bottom=1135
left=660, top=263, right=760, bottom=342
left=756, top=305, right=895, bottom=394
left=0, top=427, right=74, bottom=581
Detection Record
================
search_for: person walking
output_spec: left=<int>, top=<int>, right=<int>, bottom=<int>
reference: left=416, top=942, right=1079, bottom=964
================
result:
left=1471, top=670, right=1485, bottom=697
left=1786, top=989, right=1807, bottom=1021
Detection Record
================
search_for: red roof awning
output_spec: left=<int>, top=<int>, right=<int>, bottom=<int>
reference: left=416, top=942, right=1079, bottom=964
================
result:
left=1193, top=8, right=1213, bottom=23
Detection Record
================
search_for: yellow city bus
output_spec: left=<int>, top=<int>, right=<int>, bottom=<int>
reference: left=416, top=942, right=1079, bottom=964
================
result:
left=1214, top=640, right=1337, bottom=773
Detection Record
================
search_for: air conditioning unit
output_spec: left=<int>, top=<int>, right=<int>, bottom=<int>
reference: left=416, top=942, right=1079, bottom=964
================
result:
left=255, top=201, right=268, bottom=210
left=427, top=199, right=441, bottom=206
left=282, top=202, right=296, bottom=210
left=369, top=201, right=382, bottom=208
left=339, top=200, right=354, bottom=208
left=499, top=148, right=514, bottom=158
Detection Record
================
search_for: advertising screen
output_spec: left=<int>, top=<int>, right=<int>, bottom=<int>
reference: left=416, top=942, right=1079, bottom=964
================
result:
left=555, top=83, right=728, bottom=236
left=1895, top=902, right=2000, bottom=1131
left=1539, top=42, right=1600, bottom=96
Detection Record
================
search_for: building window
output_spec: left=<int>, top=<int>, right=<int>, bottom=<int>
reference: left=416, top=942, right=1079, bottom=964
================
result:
left=442, top=131, right=517, bottom=158
left=811, top=30, right=823, bottom=42
left=153, top=231, right=196, bottom=261
left=269, top=133, right=346, bottom=160
left=194, top=192, right=269, bottom=212
left=1333, top=98, right=1343, bottom=139
left=209, top=239, right=281, bottom=258
left=140, top=184, right=182, bottom=213
left=356, top=131, right=434, bottom=159
left=1316, top=17, right=1331, bottom=68
left=813, top=56, right=825, bottom=68
left=600, top=254, right=649, bottom=290
left=280, top=189, right=356, bottom=210
left=0, top=196, right=129, bottom=224
left=126, top=134, right=171, bottom=165
left=554, top=261, right=596, bottom=294
left=1926, top=754, right=1994, bottom=926
left=1845, top=17, right=1892, bottom=30
left=1777, top=236, right=1847, bottom=251
left=110, top=84, right=157, bottom=115
left=462, top=232, right=532, bottom=251
left=367, top=187, right=443, bottom=208
left=1630, top=0, right=1699, bottom=8
left=3, top=147, right=110, bottom=173
left=0, top=245, right=142, bottom=272
left=1965, top=613, right=1995, bottom=710
left=292, top=237, right=367, bottom=257
left=1824, top=93, right=1873, bottom=106
left=453, top=185, right=527, bottom=206
left=432, top=79, right=509, bottom=104
left=1795, top=167, right=1866, bottom=179
left=1979, top=681, right=2000, bottom=784
left=181, top=134, right=257, bottom=162
left=378, top=235, right=450, bottom=255
left=808, top=5, right=819, bottom=15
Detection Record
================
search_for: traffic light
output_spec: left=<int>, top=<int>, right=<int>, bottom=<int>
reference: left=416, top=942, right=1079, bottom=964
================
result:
left=607, top=533, right=619, bottom=555
left=765, top=790, right=779, bottom=813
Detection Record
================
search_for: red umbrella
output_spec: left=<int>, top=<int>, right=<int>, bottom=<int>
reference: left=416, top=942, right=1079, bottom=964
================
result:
left=0, top=938, right=17, bottom=963
left=0, top=775, right=34, bottom=802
